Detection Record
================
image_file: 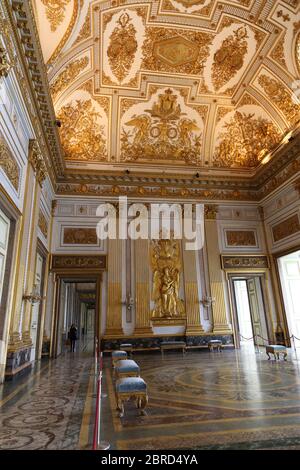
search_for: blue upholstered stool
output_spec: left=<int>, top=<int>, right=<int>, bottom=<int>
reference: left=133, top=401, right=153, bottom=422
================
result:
left=115, top=377, right=148, bottom=417
left=120, top=343, right=133, bottom=355
left=112, top=350, right=127, bottom=367
left=115, top=359, right=140, bottom=379
left=208, top=340, right=223, bottom=352
left=266, top=345, right=287, bottom=361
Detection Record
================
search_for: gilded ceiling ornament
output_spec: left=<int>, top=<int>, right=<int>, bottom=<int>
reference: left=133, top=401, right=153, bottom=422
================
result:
left=121, top=89, right=202, bottom=164
left=73, top=10, right=91, bottom=45
left=150, top=237, right=185, bottom=319
left=213, top=111, right=280, bottom=168
left=296, top=31, right=300, bottom=75
left=216, top=106, right=234, bottom=123
left=212, top=26, right=248, bottom=91
left=50, top=56, right=89, bottom=100
left=258, top=74, right=299, bottom=125
left=48, top=0, right=79, bottom=64
left=57, top=99, right=107, bottom=161
left=142, top=27, right=213, bottom=75
left=41, top=0, right=71, bottom=32
left=80, top=80, right=110, bottom=117
left=162, top=0, right=213, bottom=16
left=270, top=34, right=287, bottom=68
left=0, top=46, right=11, bottom=78
left=107, top=13, right=138, bottom=84
left=0, top=134, right=20, bottom=190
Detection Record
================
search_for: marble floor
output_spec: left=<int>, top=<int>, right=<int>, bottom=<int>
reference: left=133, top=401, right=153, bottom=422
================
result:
left=2, top=345, right=300, bottom=450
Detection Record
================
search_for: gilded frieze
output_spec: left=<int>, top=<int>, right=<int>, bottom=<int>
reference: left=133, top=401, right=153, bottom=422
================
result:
left=50, top=57, right=89, bottom=101
left=221, top=256, right=269, bottom=269
left=0, top=134, right=20, bottom=191
left=272, top=214, right=300, bottom=242
left=258, top=74, right=299, bottom=125
left=41, top=0, right=71, bottom=32
left=73, top=11, right=91, bottom=46
left=151, top=237, right=185, bottom=320
left=142, top=27, right=213, bottom=75
left=225, top=230, right=256, bottom=246
left=212, top=27, right=249, bottom=91
left=57, top=99, right=107, bottom=161
left=63, top=228, right=98, bottom=245
left=107, top=13, right=138, bottom=84
left=121, top=88, right=202, bottom=164
left=38, top=211, right=48, bottom=239
left=213, top=111, right=280, bottom=168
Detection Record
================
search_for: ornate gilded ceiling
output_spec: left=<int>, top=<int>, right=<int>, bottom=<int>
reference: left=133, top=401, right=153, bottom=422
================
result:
left=32, top=0, right=300, bottom=178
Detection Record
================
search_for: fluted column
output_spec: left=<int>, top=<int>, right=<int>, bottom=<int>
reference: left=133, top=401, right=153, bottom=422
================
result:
left=134, top=239, right=152, bottom=335
left=105, top=238, right=123, bottom=336
left=204, top=205, right=232, bottom=334
left=182, top=243, right=205, bottom=335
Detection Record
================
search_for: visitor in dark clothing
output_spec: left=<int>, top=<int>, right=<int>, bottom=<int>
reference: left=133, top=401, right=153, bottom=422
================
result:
left=69, top=324, right=77, bottom=352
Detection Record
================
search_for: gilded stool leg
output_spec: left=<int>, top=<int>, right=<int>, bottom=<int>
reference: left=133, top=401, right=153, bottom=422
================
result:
left=140, top=394, right=148, bottom=416
left=267, top=351, right=271, bottom=360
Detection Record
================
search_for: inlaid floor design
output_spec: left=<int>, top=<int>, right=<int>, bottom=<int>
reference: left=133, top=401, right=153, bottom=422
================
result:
left=0, top=353, right=94, bottom=450
left=102, top=347, right=300, bottom=450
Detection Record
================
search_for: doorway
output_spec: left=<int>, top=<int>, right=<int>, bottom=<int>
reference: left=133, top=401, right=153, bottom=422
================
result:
left=230, top=275, right=270, bottom=348
left=277, top=250, right=300, bottom=348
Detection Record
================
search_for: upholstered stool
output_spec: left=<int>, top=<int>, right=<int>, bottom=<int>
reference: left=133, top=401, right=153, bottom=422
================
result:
left=208, top=340, right=223, bottom=352
left=120, top=343, right=133, bottom=356
left=266, top=345, right=287, bottom=361
left=160, top=341, right=186, bottom=358
left=112, top=350, right=127, bottom=368
left=115, top=359, right=140, bottom=379
left=115, top=377, right=148, bottom=417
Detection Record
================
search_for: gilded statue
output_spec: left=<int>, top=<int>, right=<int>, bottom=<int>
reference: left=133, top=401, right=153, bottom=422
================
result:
left=151, top=238, right=185, bottom=319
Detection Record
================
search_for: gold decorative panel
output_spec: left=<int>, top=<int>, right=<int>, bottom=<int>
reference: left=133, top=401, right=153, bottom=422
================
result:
left=225, top=230, right=256, bottom=246
left=38, top=211, right=48, bottom=239
left=272, top=215, right=300, bottom=242
left=221, top=256, right=269, bottom=269
left=41, top=0, right=71, bottom=32
left=51, top=255, right=106, bottom=271
left=0, top=133, right=20, bottom=191
left=63, top=228, right=98, bottom=245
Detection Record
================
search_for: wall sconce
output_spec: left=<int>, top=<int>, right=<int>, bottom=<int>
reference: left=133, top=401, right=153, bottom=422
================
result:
left=200, top=296, right=215, bottom=308
left=122, top=294, right=135, bottom=311
left=23, top=284, right=44, bottom=305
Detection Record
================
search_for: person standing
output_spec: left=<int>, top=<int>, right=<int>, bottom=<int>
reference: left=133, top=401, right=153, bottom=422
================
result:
left=69, top=324, right=78, bottom=352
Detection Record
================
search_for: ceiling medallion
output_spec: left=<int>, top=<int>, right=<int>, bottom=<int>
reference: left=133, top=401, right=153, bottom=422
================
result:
left=121, top=89, right=201, bottom=164
left=153, top=36, right=199, bottom=67
left=212, top=26, right=248, bottom=91
left=107, top=13, right=138, bottom=83
left=214, top=111, right=280, bottom=168
left=57, top=99, right=107, bottom=161
left=41, top=0, right=71, bottom=32
left=175, top=0, right=206, bottom=6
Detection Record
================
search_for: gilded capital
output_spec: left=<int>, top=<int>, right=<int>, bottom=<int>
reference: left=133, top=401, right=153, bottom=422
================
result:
left=29, top=140, right=47, bottom=186
left=0, top=46, right=11, bottom=78
left=204, top=204, right=218, bottom=220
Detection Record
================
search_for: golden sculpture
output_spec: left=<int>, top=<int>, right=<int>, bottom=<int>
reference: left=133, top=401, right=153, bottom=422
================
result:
left=0, top=46, right=11, bottom=78
left=41, top=0, right=71, bottom=32
left=57, top=99, right=107, bottom=161
left=107, top=13, right=138, bottom=84
left=121, top=89, right=202, bottom=163
left=212, top=26, right=248, bottom=91
left=214, top=111, right=280, bottom=168
left=151, top=238, right=185, bottom=319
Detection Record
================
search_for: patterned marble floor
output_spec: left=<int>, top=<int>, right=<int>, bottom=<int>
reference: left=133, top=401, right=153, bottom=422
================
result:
left=101, top=346, right=300, bottom=450
left=0, top=352, right=95, bottom=450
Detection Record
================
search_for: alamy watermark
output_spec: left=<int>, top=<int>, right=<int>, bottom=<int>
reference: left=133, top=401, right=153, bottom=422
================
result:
left=96, top=197, right=205, bottom=251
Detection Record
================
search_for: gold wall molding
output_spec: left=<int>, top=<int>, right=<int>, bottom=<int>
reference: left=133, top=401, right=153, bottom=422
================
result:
left=0, top=133, right=20, bottom=190
left=272, top=214, right=300, bottom=242
left=51, top=255, right=107, bottom=271
left=221, top=256, right=269, bottom=269
left=225, top=230, right=256, bottom=247
left=62, top=227, right=97, bottom=245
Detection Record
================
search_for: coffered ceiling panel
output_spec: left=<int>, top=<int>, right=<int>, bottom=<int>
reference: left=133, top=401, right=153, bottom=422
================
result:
left=32, top=0, right=300, bottom=178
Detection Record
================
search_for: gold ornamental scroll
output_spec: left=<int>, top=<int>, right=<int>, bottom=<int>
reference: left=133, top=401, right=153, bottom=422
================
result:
left=182, top=242, right=205, bottom=335
left=105, top=238, right=123, bottom=336
left=134, top=239, right=152, bottom=335
left=204, top=206, right=232, bottom=334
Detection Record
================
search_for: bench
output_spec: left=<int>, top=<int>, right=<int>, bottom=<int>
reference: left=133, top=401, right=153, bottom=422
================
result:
left=160, top=341, right=186, bottom=358
left=115, top=359, right=140, bottom=379
left=208, top=340, right=223, bottom=352
left=115, top=377, right=148, bottom=418
left=266, top=345, right=287, bottom=361
left=112, top=350, right=127, bottom=368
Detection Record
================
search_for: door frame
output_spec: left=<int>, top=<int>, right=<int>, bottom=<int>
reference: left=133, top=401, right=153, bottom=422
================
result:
left=226, top=270, right=273, bottom=349
left=273, top=245, right=300, bottom=347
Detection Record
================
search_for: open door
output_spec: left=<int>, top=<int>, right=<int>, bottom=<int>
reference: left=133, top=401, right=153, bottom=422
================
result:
left=246, top=278, right=269, bottom=347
